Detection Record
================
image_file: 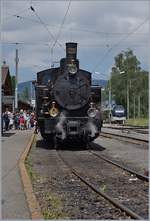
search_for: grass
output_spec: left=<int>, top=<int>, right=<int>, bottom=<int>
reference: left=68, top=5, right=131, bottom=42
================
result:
left=43, top=193, right=68, bottom=219
left=25, top=156, right=38, bottom=180
left=125, top=118, right=149, bottom=127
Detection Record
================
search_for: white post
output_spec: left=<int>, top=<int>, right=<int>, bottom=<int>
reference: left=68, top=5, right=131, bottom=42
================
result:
left=15, top=48, right=19, bottom=109
left=138, top=95, right=140, bottom=118
left=30, top=81, right=32, bottom=105
left=127, top=83, right=129, bottom=119
left=51, top=48, right=54, bottom=67
left=109, top=76, right=111, bottom=124
left=133, top=95, right=135, bottom=119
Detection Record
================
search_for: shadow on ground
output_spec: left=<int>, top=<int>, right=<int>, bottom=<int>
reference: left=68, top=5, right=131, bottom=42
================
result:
left=36, top=139, right=54, bottom=149
left=35, top=138, right=105, bottom=151
left=2, top=132, right=16, bottom=137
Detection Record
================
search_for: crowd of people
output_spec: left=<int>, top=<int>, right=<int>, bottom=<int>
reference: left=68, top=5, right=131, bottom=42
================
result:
left=2, top=108, right=38, bottom=134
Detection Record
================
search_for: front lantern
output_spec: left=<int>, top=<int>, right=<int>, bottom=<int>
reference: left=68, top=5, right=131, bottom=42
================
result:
left=68, top=63, right=77, bottom=75
left=87, top=102, right=97, bottom=118
left=49, top=101, right=59, bottom=117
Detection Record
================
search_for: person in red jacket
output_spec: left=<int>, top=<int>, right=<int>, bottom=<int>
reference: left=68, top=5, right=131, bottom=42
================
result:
left=19, top=115, right=25, bottom=130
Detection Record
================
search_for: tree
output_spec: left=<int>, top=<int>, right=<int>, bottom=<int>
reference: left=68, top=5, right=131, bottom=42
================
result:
left=105, top=49, right=148, bottom=118
left=10, top=76, right=16, bottom=95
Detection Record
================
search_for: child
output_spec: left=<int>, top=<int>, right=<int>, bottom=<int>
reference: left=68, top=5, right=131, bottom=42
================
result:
left=19, top=116, right=25, bottom=130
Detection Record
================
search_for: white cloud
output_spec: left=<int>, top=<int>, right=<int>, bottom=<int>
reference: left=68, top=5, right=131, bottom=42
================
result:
left=1, top=0, right=149, bottom=82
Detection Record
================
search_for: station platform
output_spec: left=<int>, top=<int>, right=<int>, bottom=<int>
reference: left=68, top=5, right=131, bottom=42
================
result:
left=1, top=129, right=33, bottom=219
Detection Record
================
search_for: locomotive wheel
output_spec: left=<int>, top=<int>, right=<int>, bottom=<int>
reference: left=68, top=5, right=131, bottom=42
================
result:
left=79, top=140, right=88, bottom=148
left=67, top=139, right=88, bottom=149
left=55, top=138, right=64, bottom=149
left=41, top=133, right=55, bottom=148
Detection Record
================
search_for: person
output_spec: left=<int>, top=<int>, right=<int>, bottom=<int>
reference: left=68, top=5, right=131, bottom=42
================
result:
left=14, top=112, right=19, bottom=129
left=30, top=113, right=35, bottom=128
left=3, top=109, right=10, bottom=131
left=1, top=114, right=4, bottom=135
left=9, top=111, right=14, bottom=130
left=23, top=110, right=27, bottom=129
left=34, top=119, right=38, bottom=134
left=19, top=115, right=25, bottom=130
left=26, top=112, right=31, bottom=129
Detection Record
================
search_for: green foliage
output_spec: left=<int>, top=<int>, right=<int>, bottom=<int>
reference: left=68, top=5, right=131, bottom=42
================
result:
left=10, top=76, right=16, bottom=95
left=105, top=49, right=148, bottom=118
left=43, top=193, right=68, bottom=219
left=125, top=118, right=148, bottom=127
left=25, top=156, right=37, bottom=180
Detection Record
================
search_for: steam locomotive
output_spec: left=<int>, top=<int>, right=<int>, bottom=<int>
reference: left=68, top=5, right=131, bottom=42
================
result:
left=34, top=42, right=102, bottom=146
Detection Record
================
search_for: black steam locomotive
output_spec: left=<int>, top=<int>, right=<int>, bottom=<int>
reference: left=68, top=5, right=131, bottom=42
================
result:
left=35, top=42, right=102, bottom=146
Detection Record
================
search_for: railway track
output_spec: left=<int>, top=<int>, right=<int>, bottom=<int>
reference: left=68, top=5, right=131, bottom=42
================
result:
left=132, top=129, right=148, bottom=134
left=29, top=135, right=148, bottom=219
left=88, top=148, right=148, bottom=182
left=57, top=150, right=147, bottom=220
left=100, top=131, right=148, bottom=145
left=103, top=126, right=148, bottom=135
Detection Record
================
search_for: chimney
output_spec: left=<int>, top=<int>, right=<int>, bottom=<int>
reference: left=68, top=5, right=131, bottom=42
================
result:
left=66, top=42, right=77, bottom=63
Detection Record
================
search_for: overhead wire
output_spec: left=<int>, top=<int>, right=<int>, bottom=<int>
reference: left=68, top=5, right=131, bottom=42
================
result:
left=13, top=15, right=40, bottom=24
left=13, top=14, right=148, bottom=36
left=2, top=41, right=148, bottom=48
left=92, top=16, right=149, bottom=72
left=1, top=41, right=50, bottom=47
left=51, top=0, right=71, bottom=51
left=29, top=5, right=63, bottom=49
left=3, top=7, right=31, bottom=21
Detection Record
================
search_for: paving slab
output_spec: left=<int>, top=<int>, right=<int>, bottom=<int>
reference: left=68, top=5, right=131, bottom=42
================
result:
left=1, top=129, right=33, bottom=219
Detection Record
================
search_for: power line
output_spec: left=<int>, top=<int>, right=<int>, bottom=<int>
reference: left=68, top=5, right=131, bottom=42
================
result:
left=13, top=15, right=40, bottom=24
left=1, top=41, right=50, bottom=47
left=3, top=7, right=31, bottom=21
left=29, top=6, right=63, bottom=49
left=51, top=0, right=71, bottom=50
left=2, top=41, right=148, bottom=48
left=13, top=14, right=148, bottom=36
left=92, top=16, right=149, bottom=72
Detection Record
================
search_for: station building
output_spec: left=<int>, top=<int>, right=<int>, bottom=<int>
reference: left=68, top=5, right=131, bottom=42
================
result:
left=1, top=61, right=32, bottom=112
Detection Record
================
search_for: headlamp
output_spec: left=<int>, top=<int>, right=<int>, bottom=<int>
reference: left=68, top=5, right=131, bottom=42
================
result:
left=87, top=108, right=97, bottom=118
left=49, top=101, right=59, bottom=117
left=68, top=63, right=77, bottom=75
left=87, top=102, right=97, bottom=118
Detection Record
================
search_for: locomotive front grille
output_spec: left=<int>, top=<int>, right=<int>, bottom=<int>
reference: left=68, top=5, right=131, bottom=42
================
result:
left=67, top=121, right=80, bottom=135
left=44, top=118, right=56, bottom=133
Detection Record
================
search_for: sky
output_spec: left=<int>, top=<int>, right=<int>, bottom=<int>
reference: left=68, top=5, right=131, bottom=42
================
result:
left=1, top=0, right=149, bottom=83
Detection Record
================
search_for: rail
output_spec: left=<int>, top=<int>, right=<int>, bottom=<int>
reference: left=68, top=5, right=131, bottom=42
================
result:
left=57, top=150, right=144, bottom=220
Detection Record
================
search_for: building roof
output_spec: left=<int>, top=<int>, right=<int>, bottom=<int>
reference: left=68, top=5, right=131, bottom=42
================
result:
left=1, top=65, right=9, bottom=86
left=1, top=62, right=13, bottom=95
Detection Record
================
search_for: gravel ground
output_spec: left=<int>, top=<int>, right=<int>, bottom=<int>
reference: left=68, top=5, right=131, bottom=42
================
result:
left=94, top=136, right=148, bottom=175
left=28, top=135, right=130, bottom=219
left=58, top=149, right=148, bottom=219
left=27, top=134, right=148, bottom=219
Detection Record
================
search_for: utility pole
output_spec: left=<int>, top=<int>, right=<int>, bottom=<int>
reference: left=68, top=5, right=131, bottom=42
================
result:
left=138, top=95, right=141, bottom=118
left=51, top=48, right=54, bottom=67
left=30, top=81, right=32, bottom=107
left=133, top=95, right=135, bottom=119
left=15, top=48, right=19, bottom=109
left=126, top=74, right=129, bottom=119
left=109, top=75, right=112, bottom=124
